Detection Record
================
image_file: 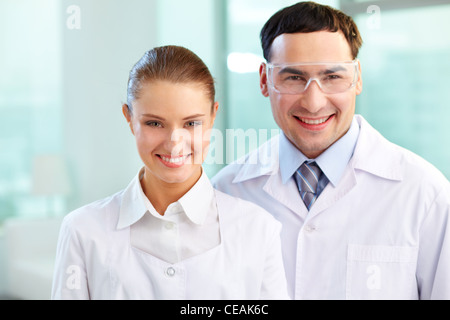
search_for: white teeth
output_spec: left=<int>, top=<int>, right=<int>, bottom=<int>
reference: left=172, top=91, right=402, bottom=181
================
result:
left=161, top=156, right=186, bottom=164
left=299, top=117, right=330, bottom=125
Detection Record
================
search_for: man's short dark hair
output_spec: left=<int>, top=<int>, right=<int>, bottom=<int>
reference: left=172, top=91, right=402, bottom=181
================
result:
left=260, top=1, right=363, bottom=61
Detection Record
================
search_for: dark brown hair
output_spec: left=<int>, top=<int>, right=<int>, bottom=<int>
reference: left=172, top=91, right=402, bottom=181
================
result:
left=260, top=1, right=363, bottom=61
left=126, top=45, right=215, bottom=112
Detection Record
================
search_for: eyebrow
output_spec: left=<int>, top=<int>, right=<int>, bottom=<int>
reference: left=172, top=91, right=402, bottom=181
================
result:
left=141, top=113, right=206, bottom=120
left=141, top=113, right=165, bottom=120
left=277, top=65, right=346, bottom=76
left=278, top=67, right=307, bottom=76
left=182, top=113, right=206, bottom=120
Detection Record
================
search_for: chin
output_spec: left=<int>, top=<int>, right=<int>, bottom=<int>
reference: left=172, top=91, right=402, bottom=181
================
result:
left=158, top=170, right=192, bottom=184
left=296, top=140, right=332, bottom=158
left=162, top=165, right=203, bottom=185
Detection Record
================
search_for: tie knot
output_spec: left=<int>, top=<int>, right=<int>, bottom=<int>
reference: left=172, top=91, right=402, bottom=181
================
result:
left=295, top=161, right=322, bottom=210
left=297, top=161, right=322, bottom=194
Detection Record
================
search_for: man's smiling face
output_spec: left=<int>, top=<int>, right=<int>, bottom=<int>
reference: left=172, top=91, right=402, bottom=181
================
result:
left=260, top=31, right=363, bottom=158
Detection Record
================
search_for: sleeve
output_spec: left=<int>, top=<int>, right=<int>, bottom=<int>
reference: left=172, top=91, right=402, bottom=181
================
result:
left=260, top=219, right=291, bottom=300
left=417, top=184, right=450, bottom=300
left=51, top=215, right=90, bottom=300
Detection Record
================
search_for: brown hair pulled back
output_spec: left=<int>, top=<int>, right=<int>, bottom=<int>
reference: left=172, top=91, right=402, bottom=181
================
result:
left=126, top=45, right=215, bottom=113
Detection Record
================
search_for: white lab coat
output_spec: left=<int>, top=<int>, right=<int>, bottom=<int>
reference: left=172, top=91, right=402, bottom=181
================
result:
left=51, top=188, right=289, bottom=300
left=212, top=115, right=450, bottom=300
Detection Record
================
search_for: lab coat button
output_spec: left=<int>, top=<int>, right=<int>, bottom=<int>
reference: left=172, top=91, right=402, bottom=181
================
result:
left=165, top=222, right=174, bottom=230
left=166, top=267, right=176, bottom=277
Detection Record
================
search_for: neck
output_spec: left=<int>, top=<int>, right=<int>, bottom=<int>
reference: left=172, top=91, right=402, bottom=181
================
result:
left=141, top=167, right=202, bottom=216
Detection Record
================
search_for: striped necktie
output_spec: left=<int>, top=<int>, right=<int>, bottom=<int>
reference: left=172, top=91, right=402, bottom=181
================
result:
left=295, top=161, right=322, bottom=210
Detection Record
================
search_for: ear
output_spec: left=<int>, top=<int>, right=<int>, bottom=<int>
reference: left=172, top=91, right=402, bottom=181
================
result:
left=355, top=60, right=363, bottom=95
left=259, top=62, right=270, bottom=97
left=210, top=101, right=219, bottom=126
left=122, top=104, right=135, bottom=135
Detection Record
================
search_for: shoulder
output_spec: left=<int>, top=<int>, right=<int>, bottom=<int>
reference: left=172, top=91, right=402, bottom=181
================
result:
left=214, top=189, right=281, bottom=229
left=356, top=116, right=449, bottom=189
left=61, top=190, right=124, bottom=236
left=212, top=135, right=280, bottom=187
left=211, top=162, right=243, bottom=187
left=395, top=143, right=449, bottom=191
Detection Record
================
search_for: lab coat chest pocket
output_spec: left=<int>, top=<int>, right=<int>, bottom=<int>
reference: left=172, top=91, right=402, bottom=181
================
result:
left=346, top=244, right=419, bottom=300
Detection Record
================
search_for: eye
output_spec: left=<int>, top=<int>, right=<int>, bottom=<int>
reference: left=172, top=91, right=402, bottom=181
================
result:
left=324, top=74, right=343, bottom=81
left=285, top=75, right=306, bottom=81
left=185, top=121, right=203, bottom=128
left=145, top=121, right=162, bottom=128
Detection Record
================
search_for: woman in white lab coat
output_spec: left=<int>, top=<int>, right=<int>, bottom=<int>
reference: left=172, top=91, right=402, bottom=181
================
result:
left=51, top=46, right=289, bottom=300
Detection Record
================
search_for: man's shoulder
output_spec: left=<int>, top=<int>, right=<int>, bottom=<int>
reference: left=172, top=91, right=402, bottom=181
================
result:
left=357, top=115, right=449, bottom=188
left=394, top=143, right=449, bottom=187
left=212, top=135, right=280, bottom=186
left=213, top=188, right=281, bottom=229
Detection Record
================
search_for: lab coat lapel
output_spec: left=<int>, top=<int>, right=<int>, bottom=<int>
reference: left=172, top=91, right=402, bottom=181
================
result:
left=263, top=169, right=309, bottom=219
left=232, top=136, right=309, bottom=219
left=308, top=163, right=357, bottom=217
left=256, top=136, right=309, bottom=219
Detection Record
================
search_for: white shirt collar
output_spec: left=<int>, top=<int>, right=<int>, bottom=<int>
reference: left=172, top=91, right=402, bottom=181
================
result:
left=177, top=168, right=215, bottom=225
left=117, top=167, right=214, bottom=229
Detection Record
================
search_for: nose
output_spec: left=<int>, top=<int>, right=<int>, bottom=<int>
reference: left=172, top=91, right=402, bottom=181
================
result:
left=298, top=79, right=328, bottom=113
left=165, top=127, right=191, bottom=155
left=303, top=78, right=322, bottom=92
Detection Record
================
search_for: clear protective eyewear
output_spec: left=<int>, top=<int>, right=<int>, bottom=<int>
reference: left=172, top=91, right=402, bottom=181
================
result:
left=266, top=59, right=359, bottom=95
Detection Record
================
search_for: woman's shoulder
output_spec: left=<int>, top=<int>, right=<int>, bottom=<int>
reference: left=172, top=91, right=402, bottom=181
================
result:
left=61, top=190, right=124, bottom=234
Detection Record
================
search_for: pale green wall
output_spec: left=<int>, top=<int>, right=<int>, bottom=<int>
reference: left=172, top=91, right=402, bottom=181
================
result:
left=354, top=5, right=450, bottom=178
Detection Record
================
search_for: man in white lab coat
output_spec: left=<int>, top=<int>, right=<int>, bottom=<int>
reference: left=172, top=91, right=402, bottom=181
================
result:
left=212, top=2, right=450, bottom=299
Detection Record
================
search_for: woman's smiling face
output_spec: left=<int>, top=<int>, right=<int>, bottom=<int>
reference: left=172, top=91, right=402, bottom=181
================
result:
left=124, top=80, right=218, bottom=187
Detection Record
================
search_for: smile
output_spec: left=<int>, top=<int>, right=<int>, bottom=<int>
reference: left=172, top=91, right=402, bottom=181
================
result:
left=160, top=155, right=187, bottom=164
left=297, top=116, right=331, bottom=125
left=294, top=115, right=335, bottom=131
left=157, top=154, right=192, bottom=168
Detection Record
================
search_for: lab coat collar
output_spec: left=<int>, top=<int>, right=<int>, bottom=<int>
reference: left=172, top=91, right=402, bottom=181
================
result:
left=231, top=115, right=404, bottom=185
left=232, top=136, right=280, bottom=183
left=177, top=168, right=215, bottom=225
left=351, top=115, right=404, bottom=181
left=117, top=168, right=148, bottom=230
left=117, top=167, right=214, bottom=229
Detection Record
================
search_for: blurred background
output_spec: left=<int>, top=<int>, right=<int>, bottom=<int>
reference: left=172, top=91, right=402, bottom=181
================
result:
left=0, top=0, right=449, bottom=299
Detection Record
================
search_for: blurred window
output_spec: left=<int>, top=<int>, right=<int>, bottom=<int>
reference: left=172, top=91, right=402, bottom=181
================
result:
left=0, top=0, right=63, bottom=220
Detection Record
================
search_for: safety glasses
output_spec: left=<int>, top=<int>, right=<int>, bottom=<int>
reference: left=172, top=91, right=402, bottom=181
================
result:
left=266, top=60, right=359, bottom=94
